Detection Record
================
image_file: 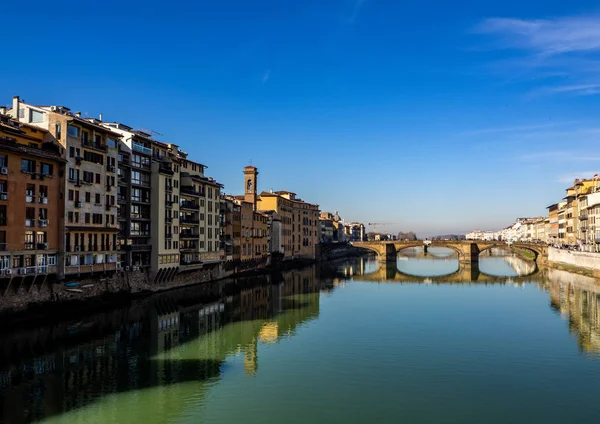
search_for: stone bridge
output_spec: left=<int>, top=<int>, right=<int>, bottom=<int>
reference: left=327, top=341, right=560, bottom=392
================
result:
left=352, top=240, right=548, bottom=265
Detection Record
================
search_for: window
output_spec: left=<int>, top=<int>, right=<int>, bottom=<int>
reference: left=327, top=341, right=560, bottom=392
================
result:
left=40, top=163, right=53, bottom=176
left=83, top=151, right=103, bottom=164
left=85, top=213, right=90, bottom=224
left=0, top=155, right=7, bottom=167
left=68, top=211, right=74, bottom=223
left=107, top=138, right=116, bottom=148
left=85, top=192, right=91, bottom=203
left=0, top=205, right=6, bottom=226
left=0, top=180, right=6, bottom=194
left=83, top=171, right=94, bottom=183
left=30, top=109, right=44, bottom=123
left=36, top=232, right=47, bottom=243
left=26, top=184, right=35, bottom=197
left=95, top=193, right=101, bottom=204
left=95, top=173, right=101, bottom=184
left=21, top=159, right=35, bottom=173
left=56, top=124, right=62, bottom=141
left=68, top=125, right=79, bottom=137
left=39, top=208, right=48, bottom=219
left=68, top=190, right=74, bottom=201
left=82, top=131, right=90, bottom=144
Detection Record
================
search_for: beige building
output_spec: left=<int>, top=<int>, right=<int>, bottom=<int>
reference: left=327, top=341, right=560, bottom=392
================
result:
left=9, top=98, right=119, bottom=278
left=239, top=166, right=319, bottom=259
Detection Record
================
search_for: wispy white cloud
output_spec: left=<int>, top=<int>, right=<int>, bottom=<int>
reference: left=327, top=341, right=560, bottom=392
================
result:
left=472, top=15, right=600, bottom=97
left=459, top=122, right=571, bottom=136
left=346, top=0, right=369, bottom=24
left=474, top=16, right=600, bottom=55
left=530, top=83, right=600, bottom=97
left=262, top=69, right=271, bottom=84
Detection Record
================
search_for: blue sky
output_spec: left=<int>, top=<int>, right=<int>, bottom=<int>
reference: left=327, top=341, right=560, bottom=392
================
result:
left=3, top=0, right=600, bottom=236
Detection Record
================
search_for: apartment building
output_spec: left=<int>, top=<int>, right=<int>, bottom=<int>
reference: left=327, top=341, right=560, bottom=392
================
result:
left=151, top=140, right=181, bottom=281
left=9, top=98, right=119, bottom=277
left=220, top=197, right=241, bottom=262
left=0, top=113, right=65, bottom=279
left=103, top=123, right=153, bottom=271
left=179, top=155, right=223, bottom=268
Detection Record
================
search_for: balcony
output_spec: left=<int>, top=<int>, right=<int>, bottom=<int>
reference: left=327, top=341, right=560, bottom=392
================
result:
left=131, top=197, right=151, bottom=204
left=124, top=244, right=152, bottom=251
left=131, top=214, right=151, bottom=221
left=180, top=217, right=199, bottom=225
left=180, top=201, right=199, bottom=210
left=165, top=232, right=173, bottom=239
left=180, top=244, right=198, bottom=251
left=132, top=142, right=152, bottom=156
left=180, top=231, right=199, bottom=239
left=131, top=180, right=150, bottom=188
left=165, top=185, right=173, bottom=193
left=24, top=242, right=35, bottom=250
left=38, top=219, right=48, bottom=227
left=159, top=164, right=174, bottom=175
left=82, top=140, right=108, bottom=152
left=579, top=215, right=588, bottom=220
left=181, top=186, right=202, bottom=197
left=106, top=165, right=116, bottom=173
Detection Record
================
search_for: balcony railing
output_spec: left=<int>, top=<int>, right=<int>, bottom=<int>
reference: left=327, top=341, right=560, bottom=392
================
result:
left=180, top=231, right=199, bottom=238
left=132, top=143, right=152, bottom=155
left=181, top=186, right=205, bottom=196
left=165, top=185, right=173, bottom=193
left=38, top=219, right=48, bottom=227
left=579, top=215, right=588, bottom=220
left=180, top=201, right=199, bottom=210
left=82, top=140, right=108, bottom=152
left=180, top=217, right=199, bottom=224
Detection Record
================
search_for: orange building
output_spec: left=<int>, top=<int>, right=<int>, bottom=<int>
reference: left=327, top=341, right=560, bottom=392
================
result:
left=0, top=113, right=65, bottom=280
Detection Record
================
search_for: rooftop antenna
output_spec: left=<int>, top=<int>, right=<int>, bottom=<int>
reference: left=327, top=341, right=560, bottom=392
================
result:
left=150, top=129, right=163, bottom=137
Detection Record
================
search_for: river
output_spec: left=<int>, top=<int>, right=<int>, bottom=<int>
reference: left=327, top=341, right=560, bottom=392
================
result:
left=1, top=248, right=600, bottom=423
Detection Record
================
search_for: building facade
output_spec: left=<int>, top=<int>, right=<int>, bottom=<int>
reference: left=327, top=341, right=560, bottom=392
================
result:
left=0, top=113, right=65, bottom=280
left=10, top=98, right=120, bottom=278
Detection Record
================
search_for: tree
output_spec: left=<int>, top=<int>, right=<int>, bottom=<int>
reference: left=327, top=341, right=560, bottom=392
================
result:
left=397, top=231, right=417, bottom=241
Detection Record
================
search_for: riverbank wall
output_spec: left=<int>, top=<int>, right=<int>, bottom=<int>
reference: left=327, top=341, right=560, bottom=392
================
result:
left=548, top=247, right=600, bottom=279
left=0, top=246, right=370, bottom=318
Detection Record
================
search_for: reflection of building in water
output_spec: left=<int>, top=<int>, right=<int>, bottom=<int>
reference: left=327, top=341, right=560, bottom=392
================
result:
left=544, top=270, right=600, bottom=355
left=0, top=268, right=322, bottom=424
left=503, top=255, right=537, bottom=276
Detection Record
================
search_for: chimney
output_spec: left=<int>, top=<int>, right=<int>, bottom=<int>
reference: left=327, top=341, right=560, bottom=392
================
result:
left=12, top=96, right=19, bottom=119
left=270, top=188, right=273, bottom=193
left=75, top=112, right=81, bottom=118
left=0, top=106, right=5, bottom=115
left=99, top=113, right=103, bottom=122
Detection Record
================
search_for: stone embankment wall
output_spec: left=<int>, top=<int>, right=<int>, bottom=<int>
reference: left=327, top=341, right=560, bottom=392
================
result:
left=548, top=247, right=600, bottom=278
left=0, top=265, right=233, bottom=315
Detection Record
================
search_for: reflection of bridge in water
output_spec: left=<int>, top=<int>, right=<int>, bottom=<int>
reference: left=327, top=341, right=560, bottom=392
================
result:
left=349, top=256, right=542, bottom=284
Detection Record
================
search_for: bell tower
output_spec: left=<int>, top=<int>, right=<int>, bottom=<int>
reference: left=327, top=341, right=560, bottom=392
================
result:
left=244, top=166, right=258, bottom=209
